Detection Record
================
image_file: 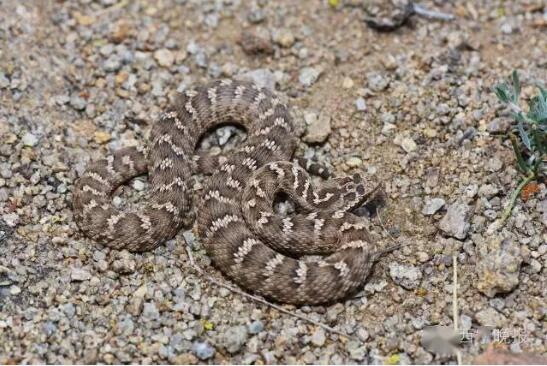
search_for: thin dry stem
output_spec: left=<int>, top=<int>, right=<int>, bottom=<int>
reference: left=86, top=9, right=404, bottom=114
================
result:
left=453, top=255, right=462, bottom=366
left=500, top=172, right=536, bottom=225
left=375, top=208, right=403, bottom=256
left=412, top=3, right=455, bottom=21
left=183, top=245, right=358, bottom=341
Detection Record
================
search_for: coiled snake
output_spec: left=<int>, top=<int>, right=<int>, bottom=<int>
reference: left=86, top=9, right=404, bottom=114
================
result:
left=73, top=79, right=386, bottom=305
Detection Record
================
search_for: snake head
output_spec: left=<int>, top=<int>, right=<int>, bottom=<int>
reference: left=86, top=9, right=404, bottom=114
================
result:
left=338, top=173, right=385, bottom=215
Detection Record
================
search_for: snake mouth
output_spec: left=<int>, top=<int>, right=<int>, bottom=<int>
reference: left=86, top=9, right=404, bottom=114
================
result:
left=351, top=183, right=386, bottom=218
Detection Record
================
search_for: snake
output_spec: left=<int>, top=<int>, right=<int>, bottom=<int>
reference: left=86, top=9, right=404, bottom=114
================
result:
left=73, top=79, right=386, bottom=305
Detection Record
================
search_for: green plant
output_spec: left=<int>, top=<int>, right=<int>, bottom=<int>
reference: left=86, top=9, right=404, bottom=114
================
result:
left=493, top=70, right=546, bottom=224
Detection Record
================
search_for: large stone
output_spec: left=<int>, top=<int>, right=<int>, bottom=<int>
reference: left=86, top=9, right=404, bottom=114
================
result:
left=272, top=29, right=295, bottom=48
left=439, top=202, right=471, bottom=239
left=70, top=268, right=91, bottom=281
left=220, top=325, right=248, bottom=353
left=389, top=263, right=423, bottom=290
left=141, top=302, right=160, bottom=321
left=311, top=328, right=326, bottom=347
left=303, top=112, right=331, bottom=144
left=299, top=67, right=322, bottom=87
left=240, top=68, right=276, bottom=91
left=154, top=48, right=175, bottom=67
left=366, top=72, right=389, bottom=91
left=192, top=341, right=215, bottom=360
left=475, top=307, right=507, bottom=328
left=422, top=198, right=446, bottom=215
left=22, top=132, right=38, bottom=147
left=475, top=236, right=522, bottom=297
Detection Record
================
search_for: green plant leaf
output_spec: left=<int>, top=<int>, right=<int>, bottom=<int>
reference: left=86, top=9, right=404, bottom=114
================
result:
left=511, top=111, right=525, bottom=122
left=494, top=83, right=510, bottom=103
left=527, top=90, right=547, bottom=124
left=517, top=120, right=532, bottom=151
left=539, top=85, right=547, bottom=100
left=493, top=70, right=545, bottom=179
left=528, top=150, right=543, bottom=176
left=530, top=128, right=547, bottom=155
left=511, top=70, right=521, bottom=103
left=509, top=133, right=531, bottom=173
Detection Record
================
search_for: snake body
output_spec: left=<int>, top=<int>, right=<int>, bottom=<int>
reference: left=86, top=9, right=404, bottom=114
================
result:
left=73, top=79, right=383, bottom=304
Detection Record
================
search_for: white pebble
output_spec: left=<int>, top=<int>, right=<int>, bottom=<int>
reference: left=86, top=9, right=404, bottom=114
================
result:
left=22, top=132, right=38, bottom=147
left=355, top=97, right=366, bottom=111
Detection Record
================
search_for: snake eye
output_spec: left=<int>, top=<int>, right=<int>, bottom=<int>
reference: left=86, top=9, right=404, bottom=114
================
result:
left=343, top=192, right=356, bottom=202
left=352, top=173, right=362, bottom=183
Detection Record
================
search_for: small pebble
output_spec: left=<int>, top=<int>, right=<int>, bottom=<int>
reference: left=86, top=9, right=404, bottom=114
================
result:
left=103, top=55, right=122, bottom=72
left=0, top=73, right=9, bottom=88
left=311, top=328, right=326, bottom=347
left=478, top=184, right=499, bottom=199
left=70, top=268, right=91, bottom=282
left=389, top=263, right=423, bottom=290
left=422, top=198, right=445, bottom=215
left=487, top=118, right=510, bottom=133
left=62, top=303, right=76, bottom=319
left=439, top=202, right=471, bottom=240
left=299, top=67, right=322, bottom=87
left=10, top=285, right=21, bottom=295
left=70, top=95, right=87, bottom=111
left=240, top=68, right=276, bottom=91
left=154, top=48, right=175, bottom=67
left=272, top=29, right=295, bottom=48
left=132, top=179, right=146, bottom=191
left=416, top=251, right=430, bottom=262
left=486, top=157, right=503, bottom=172
left=400, top=137, right=417, bottom=153
left=394, top=135, right=417, bottom=153
left=500, top=23, right=513, bottom=34
left=346, top=156, right=363, bottom=168
left=343, top=77, right=354, bottom=89
left=367, top=72, right=389, bottom=91
left=303, top=112, right=331, bottom=143
left=355, top=97, right=366, bottom=111
left=247, top=8, right=266, bottom=23
left=94, top=131, right=111, bottom=144
left=475, top=307, right=507, bottom=328
left=112, top=251, right=136, bottom=274
left=21, top=132, right=38, bottom=147
left=142, top=302, right=160, bottom=321
left=248, top=320, right=264, bottom=334
left=220, top=325, right=248, bottom=353
left=489, top=298, right=505, bottom=311
left=2, top=213, right=19, bottom=227
left=346, top=340, right=366, bottom=361
left=192, top=341, right=215, bottom=360
left=381, top=112, right=395, bottom=124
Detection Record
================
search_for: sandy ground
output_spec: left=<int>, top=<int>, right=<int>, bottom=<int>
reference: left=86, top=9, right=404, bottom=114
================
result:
left=0, top=0, right=545, bottom=364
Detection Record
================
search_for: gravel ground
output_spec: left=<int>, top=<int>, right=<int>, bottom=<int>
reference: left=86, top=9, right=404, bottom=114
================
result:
left=0, top=0, right=545, bottom=364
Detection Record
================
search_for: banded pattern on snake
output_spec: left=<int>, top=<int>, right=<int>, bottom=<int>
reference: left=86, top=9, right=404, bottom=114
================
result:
left=73, top=79, right=385, bottom=304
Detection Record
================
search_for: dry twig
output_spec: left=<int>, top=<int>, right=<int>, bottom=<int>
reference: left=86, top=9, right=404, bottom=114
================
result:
left=183, top=245, right=358, bottom=341
left=453, top=255, right=462, bottom=366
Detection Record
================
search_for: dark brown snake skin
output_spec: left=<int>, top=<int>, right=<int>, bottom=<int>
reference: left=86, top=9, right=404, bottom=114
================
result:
left=73, top=79, right=386, bottom=305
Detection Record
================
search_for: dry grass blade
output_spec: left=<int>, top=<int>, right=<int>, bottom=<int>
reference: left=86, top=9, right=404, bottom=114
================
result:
left=183, top=245, right=359, bottom=341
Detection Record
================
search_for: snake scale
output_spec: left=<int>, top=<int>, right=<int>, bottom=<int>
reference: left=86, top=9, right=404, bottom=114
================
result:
left=73, top=79, right=386, bottom=305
